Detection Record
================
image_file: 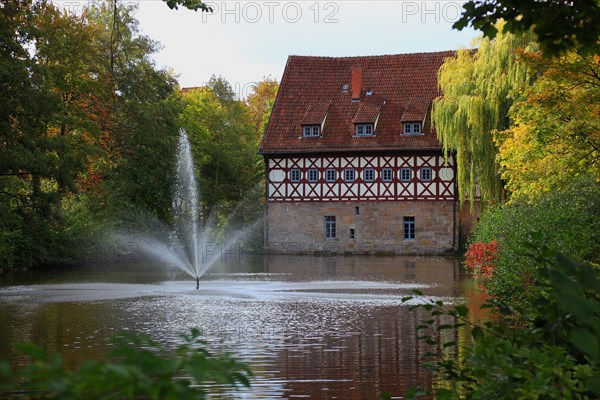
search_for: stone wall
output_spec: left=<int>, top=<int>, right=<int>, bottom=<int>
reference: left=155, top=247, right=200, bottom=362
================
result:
left=265, top=200, right=456, bottom=255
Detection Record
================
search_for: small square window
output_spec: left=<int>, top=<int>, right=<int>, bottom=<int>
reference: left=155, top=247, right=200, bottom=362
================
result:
left=307, top=169, right=318, bottom=182
left=326, top=169, right=337, bottom=182
left=355, top=124, right=373, bottom=136
left=344, top=169, right=355, bottom=182
left=303, top=125, right=320, bottom=137
left=363, top=168, right=375, bottom=182
left=400, top=167, right=411, bottom=182
left=404, top=216, right=415, bottom=239
left=420, top=167, right=432, bottom=181
left=382, top=168, right=393, bottom=182
left=289, top=169, right=301, bottom=182
left=403, top=122, right=422, bottom=135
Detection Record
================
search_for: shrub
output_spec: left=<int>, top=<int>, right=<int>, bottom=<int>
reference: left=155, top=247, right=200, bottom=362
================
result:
left=469, top=176, right=600, bottom=309
left=0, top=328, right=252, bottom=399
left=403, top=250, right=600, bottom=399
left=464, top=241, right=499, bottom=279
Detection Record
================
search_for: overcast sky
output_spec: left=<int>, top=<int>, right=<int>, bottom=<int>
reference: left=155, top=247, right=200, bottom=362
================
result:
left=59, top=1, right=479, bottom=98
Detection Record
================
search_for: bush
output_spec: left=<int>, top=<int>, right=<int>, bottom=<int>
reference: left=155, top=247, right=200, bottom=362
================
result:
left=464, top=241, right=499, bottom=279
left=403, top=250, right=600, bottom=399
left=469, top=177, right=600, bottom=308
left=0, top=328, right=252, bottom=399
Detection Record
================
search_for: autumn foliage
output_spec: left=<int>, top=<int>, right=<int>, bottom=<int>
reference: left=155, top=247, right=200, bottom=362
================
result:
left=465, top=241, right=500, bottom=279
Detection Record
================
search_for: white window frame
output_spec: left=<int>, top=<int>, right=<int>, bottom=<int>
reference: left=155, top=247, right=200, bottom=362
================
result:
left=420, top=167, right=432, bottom=181
left=403, top=122, right=422, bottom=135
left=355, top=124, right=374, bottom=136
left=382, top=168, right=393, bottom=182
left=289, top=169, right=301, bottom=182
left=326, top=169, right=337, bottom=182
left=400, top=167, right=411, bottom=182
left=344, top=169, right=355, bottom=182
left=404, top=216, right=415, bottom=239
left=303, top=125, right=320, bottom=137
left=325, top=216, right=336, bottom=239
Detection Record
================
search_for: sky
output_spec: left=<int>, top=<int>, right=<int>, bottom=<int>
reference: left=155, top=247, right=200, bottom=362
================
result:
left=57, top=0, right=479, bottom=98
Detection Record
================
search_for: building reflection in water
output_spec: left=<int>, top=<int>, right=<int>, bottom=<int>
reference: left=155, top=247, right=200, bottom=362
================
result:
left=0, top=255, right=464, bottom=399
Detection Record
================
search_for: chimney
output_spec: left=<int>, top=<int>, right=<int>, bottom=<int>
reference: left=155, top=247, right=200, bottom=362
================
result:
left=351, top=65, right=362, bottom=101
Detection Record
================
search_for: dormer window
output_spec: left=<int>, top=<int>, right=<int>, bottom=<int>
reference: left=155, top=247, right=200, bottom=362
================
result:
left=355, top=124, right=373, bottom=136
left=303, top=125, right=321, bottom=137
left=403, top=122, right=422, bottom=135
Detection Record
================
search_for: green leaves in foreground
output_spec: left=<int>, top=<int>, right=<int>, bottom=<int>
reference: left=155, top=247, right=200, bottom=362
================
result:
left=0, top=328, right=252, bottom=399
left=402, top=251, right=600, bottom=399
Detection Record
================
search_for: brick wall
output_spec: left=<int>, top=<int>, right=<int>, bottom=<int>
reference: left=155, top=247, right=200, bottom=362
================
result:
left=265, top=201, right=456, bottom=255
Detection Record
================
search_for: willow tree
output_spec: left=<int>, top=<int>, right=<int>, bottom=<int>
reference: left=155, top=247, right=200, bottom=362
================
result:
left=432, top=29, right=536, bottom=208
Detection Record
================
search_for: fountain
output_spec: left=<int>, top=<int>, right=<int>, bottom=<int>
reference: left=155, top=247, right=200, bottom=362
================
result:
left=111, top=130, right=258, bottom=288
left=172, top=130, right=203, bottom=282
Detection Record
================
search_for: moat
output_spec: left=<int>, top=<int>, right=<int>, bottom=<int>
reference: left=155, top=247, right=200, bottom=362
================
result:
left=0, top=255, right=471, bottom=399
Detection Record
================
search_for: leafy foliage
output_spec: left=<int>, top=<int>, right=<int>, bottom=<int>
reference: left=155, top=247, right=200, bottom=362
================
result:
left=495, top=52, right=600, bottom=202
left=469, top=177, right=600, bottom=309
left=179, top=81, right=261, bottom=219
left=162, top=0, right=213, bottom=12
left=0, top=328, right=252, bottom=399
left=0, top=0, right=102, bottom=267
left=453, top=0, right=600, bottom=57
left=1, top=1, right=267, bottom=270
left=464, top=241, right=499, bottom=279
left=432, top=29, right=535, bottom=208
left=245, top=77, right=279, bottom=143
left=402, top=250, right=600, bottom=399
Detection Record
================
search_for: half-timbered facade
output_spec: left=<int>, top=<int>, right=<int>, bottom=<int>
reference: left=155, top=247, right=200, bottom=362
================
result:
left=259, top=52, right=460, bottom=254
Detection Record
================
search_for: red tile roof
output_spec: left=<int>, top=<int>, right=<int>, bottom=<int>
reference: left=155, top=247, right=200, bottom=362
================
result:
left=259, top=51, right=456, bottom=154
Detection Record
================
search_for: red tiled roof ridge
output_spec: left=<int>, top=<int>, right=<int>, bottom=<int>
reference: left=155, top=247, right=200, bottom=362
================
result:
left=286, top=49, right=457, bottom=61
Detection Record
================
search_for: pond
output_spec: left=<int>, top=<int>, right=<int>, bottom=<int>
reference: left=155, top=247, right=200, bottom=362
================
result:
left=0, top=255, right=469, bottom=399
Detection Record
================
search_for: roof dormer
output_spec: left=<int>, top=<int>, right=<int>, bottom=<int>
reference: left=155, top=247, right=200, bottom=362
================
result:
left=300, top=102, right=330, bottom=137
left=352, top=98, right=385, bottom=136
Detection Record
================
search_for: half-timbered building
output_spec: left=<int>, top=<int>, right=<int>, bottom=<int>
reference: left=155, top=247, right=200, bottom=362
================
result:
left=259, top=51, right=462, bottom=254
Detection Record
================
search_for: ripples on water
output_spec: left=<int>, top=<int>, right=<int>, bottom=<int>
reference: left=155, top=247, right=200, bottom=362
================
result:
left=0, top=256, right=465, bottom=399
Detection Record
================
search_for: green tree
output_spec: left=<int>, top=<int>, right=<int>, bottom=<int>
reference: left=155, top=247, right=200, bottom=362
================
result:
left=0, top=0, right=182, bottom=268
left=454, top=0, right=600, bottom=57
left=469, top=177, right=600, bottom=309
left=495, top=52, right=600, bottom=202
left=431, top=29, right=535, bottom=208
left=86, top=1, right=182, bottom=222
left=179, top=83, right=260, bottom=223
left=0, top=0, right=100, bottom=267
left=162, top=0, right=212, bottom=12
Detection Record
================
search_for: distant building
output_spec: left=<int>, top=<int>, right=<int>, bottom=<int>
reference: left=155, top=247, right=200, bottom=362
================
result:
left=259, top=52, right=473, bottom=255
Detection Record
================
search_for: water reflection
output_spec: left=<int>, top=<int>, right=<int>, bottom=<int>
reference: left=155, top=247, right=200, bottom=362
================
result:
left=0, top=255, right=465, bottom=399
